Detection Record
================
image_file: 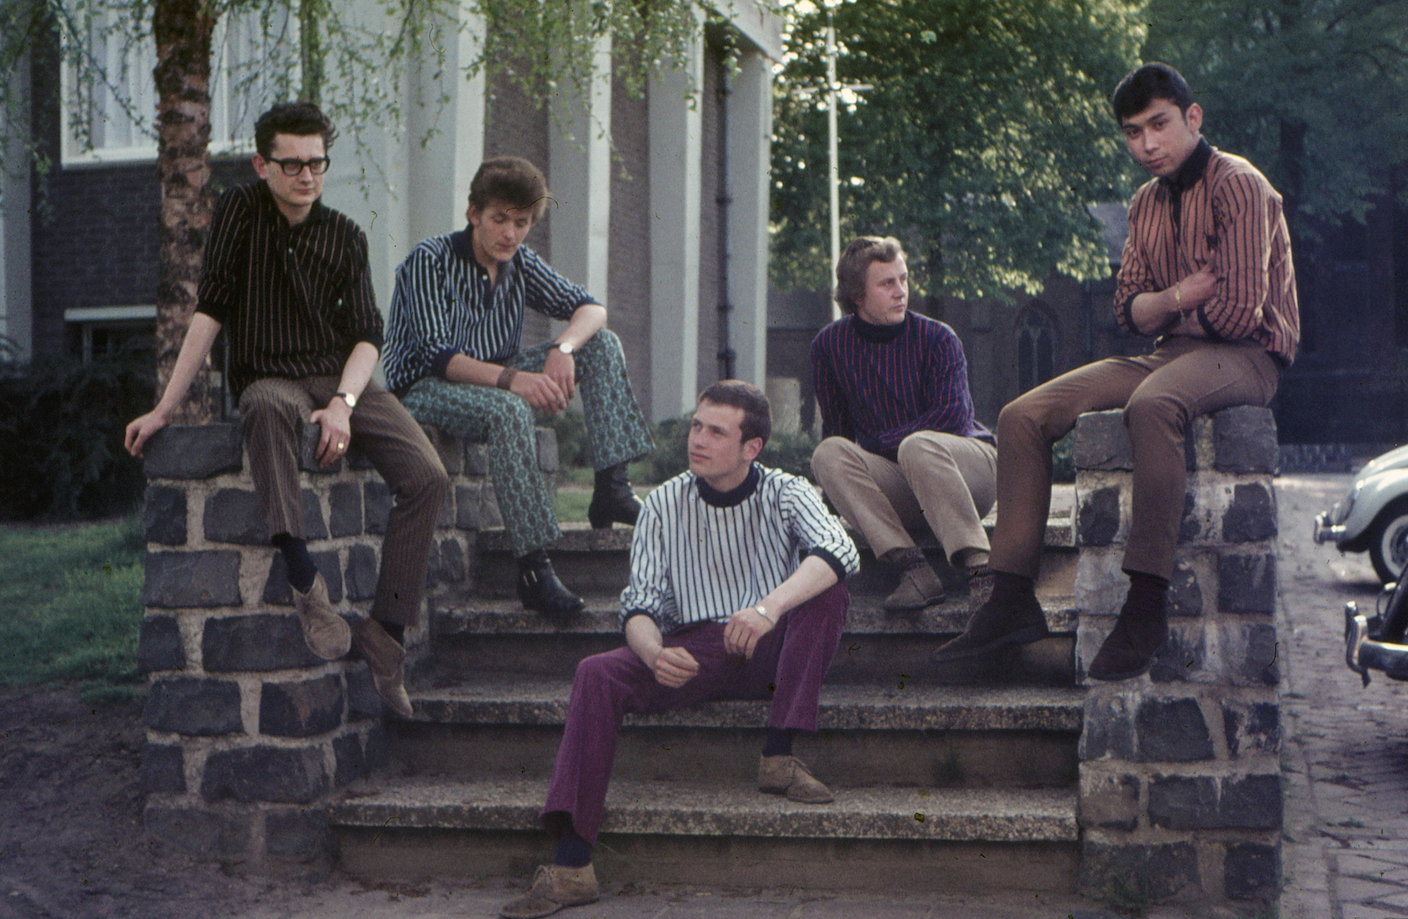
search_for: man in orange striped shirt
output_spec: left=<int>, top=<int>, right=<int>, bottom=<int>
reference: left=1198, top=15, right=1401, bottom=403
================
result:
left=935, top=62, right=1299, bottom=681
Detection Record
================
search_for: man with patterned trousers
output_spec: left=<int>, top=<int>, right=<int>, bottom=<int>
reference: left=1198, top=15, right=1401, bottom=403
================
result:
left=384, top=156, right=653, bottom=618
left=126, top=102, right=447, bottom=718
left=499, top=381, right=859, bottom=919
left=811, top=235, right=996, bottom=613
left=935, top=62, right=1298, bottom=680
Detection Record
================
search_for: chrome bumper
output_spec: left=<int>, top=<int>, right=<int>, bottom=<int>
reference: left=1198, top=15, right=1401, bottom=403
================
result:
left=1345, top=601, right=1408, bottom=686
left=1315, top=511, right=1345, bottom=545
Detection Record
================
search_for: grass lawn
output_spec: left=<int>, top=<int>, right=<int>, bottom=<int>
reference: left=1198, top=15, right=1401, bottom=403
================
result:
left=0, top=515, right=145, bottom=703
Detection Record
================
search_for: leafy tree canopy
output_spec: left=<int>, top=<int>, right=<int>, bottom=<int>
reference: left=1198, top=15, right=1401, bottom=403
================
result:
left=1142, top=0, right=1408, bottom=240
left=770, top=0, right=1145, bottom=300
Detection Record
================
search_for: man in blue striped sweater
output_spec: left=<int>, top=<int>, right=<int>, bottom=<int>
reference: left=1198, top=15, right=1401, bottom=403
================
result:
left=384, top=157, right=654, bottom=618
left=500, top=381, right=858, bottom=919
left=810, top=237, right=997, bottom=613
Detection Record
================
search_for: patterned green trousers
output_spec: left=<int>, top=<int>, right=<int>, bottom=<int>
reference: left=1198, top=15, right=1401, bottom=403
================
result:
left=401, top=329, right=654, bottom=557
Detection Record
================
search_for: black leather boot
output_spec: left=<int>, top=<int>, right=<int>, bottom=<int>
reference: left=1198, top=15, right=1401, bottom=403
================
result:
left=587, top=463, right=642, bottom=529
left=516, top=549, right=586, bottom=617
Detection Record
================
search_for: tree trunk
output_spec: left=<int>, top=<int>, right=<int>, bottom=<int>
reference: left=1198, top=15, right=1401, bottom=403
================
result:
left=152, top=0, right=216, bottom=422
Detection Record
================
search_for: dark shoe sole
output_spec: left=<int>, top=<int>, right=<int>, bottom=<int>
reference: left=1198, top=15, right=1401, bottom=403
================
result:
left=759, top=786, right=835, bottom=804
left=882, top=595, right=947, bottom=613
left=930, top=623, right=1051, bottom=664
left=1087, top=659, right=1155, bottom=682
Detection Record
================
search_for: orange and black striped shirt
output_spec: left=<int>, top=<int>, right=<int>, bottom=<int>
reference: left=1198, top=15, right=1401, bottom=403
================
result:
left=196, top=182, right=384, bottom=397
left=1114, top=140, right=1299, bottom=366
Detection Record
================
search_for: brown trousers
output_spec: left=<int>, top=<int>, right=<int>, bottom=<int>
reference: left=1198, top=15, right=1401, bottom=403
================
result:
left=239, top=376, right=448, bottom=627
left=990, top=337, right=1280, bottom=581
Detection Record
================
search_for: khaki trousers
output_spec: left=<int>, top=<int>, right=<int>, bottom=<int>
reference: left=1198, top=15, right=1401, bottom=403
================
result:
left=240, top=376, right=449, bottom=627
left=811, top=431, right=997, bottom=566
left=989, top=337, right=1280, bottom=581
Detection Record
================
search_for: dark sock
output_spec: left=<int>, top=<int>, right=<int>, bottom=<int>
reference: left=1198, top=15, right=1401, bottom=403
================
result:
left=989, top=570, right=1035, bottom=603
left=272, top=534, right=317, bottom=593
left=896, top=547, right=927, bottom=572
left=762, top=727, right=795, bottom=757
left=378, top=621, right=405, bottom=645
left=554, top=826, right=592, bottom=868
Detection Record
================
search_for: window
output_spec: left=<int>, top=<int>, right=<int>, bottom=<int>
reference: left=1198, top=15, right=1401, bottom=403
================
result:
left=1016, top=304, right=1056, bottom=394
left=60, top=9, right=297, bottom=165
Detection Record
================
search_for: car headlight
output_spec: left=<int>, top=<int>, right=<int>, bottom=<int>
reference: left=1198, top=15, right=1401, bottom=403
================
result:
left=1333, top=484, right=1362, bottom=525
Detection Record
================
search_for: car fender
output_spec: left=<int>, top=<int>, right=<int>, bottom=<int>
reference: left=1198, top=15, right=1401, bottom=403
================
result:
left=1341, top=469, right=1408, bottom=547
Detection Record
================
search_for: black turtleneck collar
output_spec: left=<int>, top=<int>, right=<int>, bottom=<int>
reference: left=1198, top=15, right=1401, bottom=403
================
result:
left=696, top=463, right=761, bottom=508
left=852, top=312, right=908, bottom=344
left=1160, top=138, right=1212, bottom=193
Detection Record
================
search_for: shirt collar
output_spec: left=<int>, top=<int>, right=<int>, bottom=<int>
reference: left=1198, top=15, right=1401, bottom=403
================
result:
left=1160, top=138, right=1213, bottom=193
left=695, top=463, right=761, bottom=508
left=450, top=227, right=475, bottom=263
left=253, top=181, right=326, bottom=228
left=852, top=312, right=909, bottom=343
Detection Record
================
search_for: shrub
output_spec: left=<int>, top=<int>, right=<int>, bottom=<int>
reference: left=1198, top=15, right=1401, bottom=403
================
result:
left=0, top=342, right=155, bottom=521
left=546, top=408, right=588, bottom=467
left=1052, top=429, right=1076, bottom=484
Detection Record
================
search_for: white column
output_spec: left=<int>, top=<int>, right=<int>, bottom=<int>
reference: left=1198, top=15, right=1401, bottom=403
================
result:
left=0, top=55, right=33, bottom=360
left=647, top=19, right=705, bottom=421
left=548, top=34, right=612, bottom=298
left=727, top=47, right=772, bottom=387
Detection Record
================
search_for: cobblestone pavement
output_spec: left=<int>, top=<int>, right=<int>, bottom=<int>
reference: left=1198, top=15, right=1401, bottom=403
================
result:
left=1279, top=474, right=1408, bottom=919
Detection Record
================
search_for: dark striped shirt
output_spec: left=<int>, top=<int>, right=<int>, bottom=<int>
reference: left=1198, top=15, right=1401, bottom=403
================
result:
left=196, top=183, right=383, bottom=397
left=1115, top=141, right=1299, bottom=365
left=383, top=231, right=596, bottom=394
left=811, top=312, right=993, bottom=462
left=620, top=464, right=859, bottom=634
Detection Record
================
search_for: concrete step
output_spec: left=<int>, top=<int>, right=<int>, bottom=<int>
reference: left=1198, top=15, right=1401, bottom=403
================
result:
left=330, top=776, right=1079, bottom=892
left=390, top=676, right=1082, bottom=787
left=430, top=593, right=1080, bottom=685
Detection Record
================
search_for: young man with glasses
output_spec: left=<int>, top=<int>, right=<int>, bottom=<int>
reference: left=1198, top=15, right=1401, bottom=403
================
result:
left=126, top=101, right=448, bottom=717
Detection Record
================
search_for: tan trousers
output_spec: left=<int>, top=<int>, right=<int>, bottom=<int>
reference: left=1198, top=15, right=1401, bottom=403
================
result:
left=812, top=431, right=997, bottom=566
left=989, top=337, right=1280, bottom=581
left=240, top=376, right=449, bottom=627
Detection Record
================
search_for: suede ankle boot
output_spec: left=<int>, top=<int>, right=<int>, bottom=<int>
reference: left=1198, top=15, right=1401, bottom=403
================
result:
left=931, top=571, right=1048, bottom=662
left=1087, top=573, right=1170, bottom=681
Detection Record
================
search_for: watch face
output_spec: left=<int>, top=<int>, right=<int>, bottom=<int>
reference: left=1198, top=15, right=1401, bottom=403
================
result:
left=558, top=343, right=574, bottom=355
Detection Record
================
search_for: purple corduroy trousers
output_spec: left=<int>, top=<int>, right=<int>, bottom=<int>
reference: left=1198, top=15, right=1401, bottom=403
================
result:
left=540, top=581, right=851, bottom=842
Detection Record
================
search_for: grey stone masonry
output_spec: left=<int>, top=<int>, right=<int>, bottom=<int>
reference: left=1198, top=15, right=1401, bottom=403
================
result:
left=137, top=421, right=557, bottom=869
left=1072, top=408, right=1282, bottom=906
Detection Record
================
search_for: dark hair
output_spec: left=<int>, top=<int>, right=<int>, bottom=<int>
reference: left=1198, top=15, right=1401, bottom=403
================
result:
left=698, top=380, right=772, bottom=447
left=254, top=101, right=337, bottom=159
left=469, top=156, right=550, bottom=223
left=1111, top=63, right=1196, bottom=122
left=834, top=236, right=905, bottom=315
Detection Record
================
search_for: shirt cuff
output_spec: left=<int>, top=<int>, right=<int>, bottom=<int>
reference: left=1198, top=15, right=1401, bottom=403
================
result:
left=1119, top=294, right=1139, bottom=333
left=355, top=330, right=386, bottom=352
left=430, top=347, right=460, bottom=380
left=806, top=547, right=852, bottom=583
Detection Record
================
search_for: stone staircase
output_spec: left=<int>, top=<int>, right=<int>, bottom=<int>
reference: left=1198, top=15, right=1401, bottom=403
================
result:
left=327, top=502, right=1088, bottom=893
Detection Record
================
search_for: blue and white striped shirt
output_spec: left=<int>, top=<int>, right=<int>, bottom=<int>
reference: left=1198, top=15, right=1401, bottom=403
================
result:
left=621, top=464, right=860, bottom=634
left=383, top=230, right=596, bottom=393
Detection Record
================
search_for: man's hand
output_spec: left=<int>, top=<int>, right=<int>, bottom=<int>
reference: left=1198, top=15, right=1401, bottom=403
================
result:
left=309, top=397, right=352, bottom=467
left=651, top=646, right=701, bottom=688
left=510, top=370, right=569, bottom=415
left=1177, top=266, right=1218, bottom=313
left=125, top=408, right=171, bottom=458
left=723, top=607, right=775, bottom=661
left=543, top=347, right=576, bottom=403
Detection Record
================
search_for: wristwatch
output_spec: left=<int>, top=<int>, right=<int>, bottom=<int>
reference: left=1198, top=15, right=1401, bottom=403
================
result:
left=335, top=391, right=357, bottom=409
left=556, top=341, right=575, bottom=356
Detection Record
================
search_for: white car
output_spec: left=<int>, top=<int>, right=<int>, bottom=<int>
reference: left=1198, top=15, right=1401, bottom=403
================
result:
left=1315, top=444, right=1408, bottom=583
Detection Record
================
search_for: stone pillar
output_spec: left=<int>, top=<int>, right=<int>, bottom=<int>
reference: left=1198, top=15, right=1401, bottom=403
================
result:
left=136, top=422, right=552, bottom=869
left=1073, top=407, right=1282, bottom=905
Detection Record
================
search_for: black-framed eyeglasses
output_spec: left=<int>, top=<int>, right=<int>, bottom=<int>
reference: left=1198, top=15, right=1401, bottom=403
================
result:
left=267, top=156, right=330, bottom=177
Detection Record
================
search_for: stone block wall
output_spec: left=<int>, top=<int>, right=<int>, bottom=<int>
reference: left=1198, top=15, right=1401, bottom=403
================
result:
left=1073, top=407, right=1282, bottom=904
left=136, top=422, right=555, bottom=869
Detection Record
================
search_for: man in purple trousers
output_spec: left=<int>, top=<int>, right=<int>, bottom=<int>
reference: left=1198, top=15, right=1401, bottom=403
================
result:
left=500, top=380, right=859, bottom=919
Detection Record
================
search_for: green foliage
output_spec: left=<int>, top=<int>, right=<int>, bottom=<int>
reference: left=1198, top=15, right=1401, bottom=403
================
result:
left=0, top=343, right=154, bottom=521
left=0, top=515, right=145, bottom=703
left=644, top=415, right=820, bottom=484
left=1143, top=0, right=1408, bottom=237
left=770, top=0, right=1143, bottom=300
left=547, top=408, right=589, bottom=468
left=1052, top=429, right=1076, bottom=484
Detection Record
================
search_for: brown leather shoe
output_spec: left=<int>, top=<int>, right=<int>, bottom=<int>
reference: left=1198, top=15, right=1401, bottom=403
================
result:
left=759, top=754, right=834, bottom=804
left=292, top=572, right=351, bottom=660
left=351, top=618, right=413, bottom=719
left=500, top=864, right=599, bottom=919
left=883, top=565, right=946, bottom=612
